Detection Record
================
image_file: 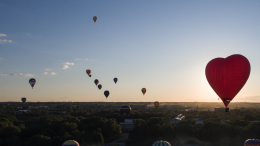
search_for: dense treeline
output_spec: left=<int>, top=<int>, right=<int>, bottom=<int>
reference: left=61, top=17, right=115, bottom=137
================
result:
left=126, top=109, right=260, bottom=146
left=0, top=106, right=123, bottom=146
left=1, top=104, right=260, bottom=146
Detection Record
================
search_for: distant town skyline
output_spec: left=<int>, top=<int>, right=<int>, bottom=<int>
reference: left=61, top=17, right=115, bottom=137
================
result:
left=1, top=1, right=260, bottom=103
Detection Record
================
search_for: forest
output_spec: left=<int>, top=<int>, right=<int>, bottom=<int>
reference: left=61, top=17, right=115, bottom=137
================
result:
left=0, top=103, right=260, bottom=146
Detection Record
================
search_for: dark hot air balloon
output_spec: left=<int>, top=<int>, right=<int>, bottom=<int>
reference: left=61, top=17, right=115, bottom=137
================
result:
left=141, top=88, right=146, bottom=95
left=93, top=16, right=97, bottom=22
left=205, top=54, right=250, bottom=112
left=94, top=79, right=99, bottom=86
left=244, top=139, right=260, bottom=146
left=154, top=101, right=159, bottom=108
left=29, top=78, right=36, bottom=89
left=98, top=84, right=102, bottom=90
left=114, top=78, right=118, bottom=84
left=104, top=90, right=109, bottom=99
left=120, top=105, right=131, bottom=117
left=86, top=69, right=91, bottom=77
left=21, top=97, right=26, bottom=103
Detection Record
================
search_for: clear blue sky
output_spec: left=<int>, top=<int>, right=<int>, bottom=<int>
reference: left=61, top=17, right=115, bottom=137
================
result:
left=1, top=0, right=260, bottom=103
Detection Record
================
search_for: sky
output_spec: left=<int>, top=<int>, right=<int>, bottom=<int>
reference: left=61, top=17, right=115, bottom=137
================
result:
left=1, top=1, right=260, bottom=103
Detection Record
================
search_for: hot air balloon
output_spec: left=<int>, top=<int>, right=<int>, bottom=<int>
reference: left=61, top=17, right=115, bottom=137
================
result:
left=120, top=105, right=131, bottom=117
left=152, top=140, right=171, bottom=146
left=21, top=97, right=26, bottom=103
left=104, top=90, right=109, bottom=99
left=244, top=139, right=260, bottom=146
left=93, top=16, right=97, bottom=22
left=98, top=84, right=102, bottom=90
left=206, top=54, right=250, bottom=112
left=94, top=79, right=99, bottom=86
left=141, top=88, right=146, bottom=95
left=29, top=78, right=36, bottom=89
left=114, top=78, right=118, bottom=84
left=62, top=140, right=80, bottom=146
left=86, top=69, right=91, bottom=77
left=154, top=101, right=159, bottom=108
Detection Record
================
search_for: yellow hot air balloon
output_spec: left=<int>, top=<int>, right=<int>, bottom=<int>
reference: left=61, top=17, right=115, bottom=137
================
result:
left=93, top=16, right=97, bottom=22
left=154, top=101, right=159, bottom=108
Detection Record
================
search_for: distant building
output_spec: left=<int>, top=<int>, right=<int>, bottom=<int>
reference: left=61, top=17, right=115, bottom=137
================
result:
left=17, top=110, right=29, bottom=114
left=214, top=107, right=225, bottom=112
left=220, top=119, right=228, bottom=123
left=72, top=105, right=78, bottom=108
left=119, top=119, right=135, bottom=131
left=240, top=107, right=246, bottom=111
left=119, top=119, right=135, bottom=125
left=196, top=120, right=204, bottom=124
left=171, top=114, right=185, bottom=123
left=57, top=104, right=68, bottom=109
left=37, top=106, right=48, bottom=110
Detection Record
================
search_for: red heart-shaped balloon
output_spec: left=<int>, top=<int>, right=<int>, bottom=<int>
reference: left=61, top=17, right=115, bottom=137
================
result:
left=206, top=54, right=250, bottom=106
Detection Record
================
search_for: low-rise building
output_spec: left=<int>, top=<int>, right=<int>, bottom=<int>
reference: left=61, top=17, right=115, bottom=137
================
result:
left=240, top=107, right=246, bottom=111
left=17, top=110, right=29, bottom=114
left=196, top=120, right=204, bottom=124
left=171, top=114, right=185, bottom=123
left=214, top=107, right=225, bottom=112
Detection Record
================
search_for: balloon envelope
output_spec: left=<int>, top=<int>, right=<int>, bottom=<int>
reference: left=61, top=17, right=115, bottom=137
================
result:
left=86, top=69, right=91, bottom=75
left=120, top=105, right=131, bottom=117
left=94, top=79, right=99, bottom=86
left=205, top=54, right=250, bottom=107
left=29, top=78, right=36, bottom=89
left=114, top=78, right=118, bottom=84
left=21, top=98, right=26, bottom=103
left=154, top=101, right=159, bottom=108
left=244, top=139, right=260, bottom=146
left=104, top=90, right=109, bottom=98
left=98, top=84, right=102, bottom=90
left=141, top=88, right=146, bottom=95
left=62, top=140, right=80, bottom=146
left=152, top=140, right=171, bottom=146
left=93, top=16, right=97, bottom=22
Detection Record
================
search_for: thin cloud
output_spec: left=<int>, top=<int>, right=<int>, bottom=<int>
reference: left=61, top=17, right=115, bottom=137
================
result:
left=51, top=72, right=57, bottom=75
left=62, top=65, right=69, bottom=69
left=62, top=62, right=74, bottom=69
left=10, top=73, right=23, bottom=76
left=0, top=33, right=6, bottom=37
left=43, top=72, right=48, bottom=75
left=24, top=74, right=34, bottom=77
left=45, top=69, right=51, bottom=71
left=0, top=57, right=2, bottom=59
left=64, top=62, right=74, bottom=65
left=0, top=74, right=8, bottom=76
left=0, top=73, right=34, bottom=77
left=0, top=39, right=13, bottom=44
left=85, top=58, right=93, bottom=60
left=75, top=58, right=82, bottom=60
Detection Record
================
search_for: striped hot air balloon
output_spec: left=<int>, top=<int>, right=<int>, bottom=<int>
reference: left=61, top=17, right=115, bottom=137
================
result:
left=62, top=140, right=80, bottom=146
left=244, top=139, right=260, bottom=146
left=152, top=140, right=171, bottom=146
